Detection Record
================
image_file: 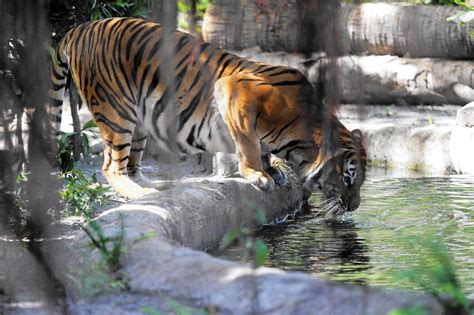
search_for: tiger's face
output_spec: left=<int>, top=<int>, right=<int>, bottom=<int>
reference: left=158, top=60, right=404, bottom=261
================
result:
left=303, top=130, right=366, bottom=214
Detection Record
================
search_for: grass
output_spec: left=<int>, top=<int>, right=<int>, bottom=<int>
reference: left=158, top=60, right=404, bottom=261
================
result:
left=389, top=234, right=472, bottom=315
left=60, top=169, right=110, bottom=218
left=219, top=208, right=269, bottom=267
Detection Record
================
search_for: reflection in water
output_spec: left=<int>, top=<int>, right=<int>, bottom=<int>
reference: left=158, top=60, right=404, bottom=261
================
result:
left=213, top=169, right=474, bottom=297
left=259, top=208, right=371, bottom=285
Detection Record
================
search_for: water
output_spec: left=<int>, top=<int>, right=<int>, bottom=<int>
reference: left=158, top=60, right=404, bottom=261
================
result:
left=214, top=169, right=474, bottom=297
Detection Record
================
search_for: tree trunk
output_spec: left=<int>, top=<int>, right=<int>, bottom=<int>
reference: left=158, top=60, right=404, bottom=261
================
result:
left=203, top=2, right=474, bottom=59
left=235, top=49, right=474, bottom=105
left=147, top=0, right=177, bottom=29
left=203, top=0, right=298, bottom=52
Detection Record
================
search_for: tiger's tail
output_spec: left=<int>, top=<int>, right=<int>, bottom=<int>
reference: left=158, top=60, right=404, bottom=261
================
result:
left=48, top=39, right=70, bottom=139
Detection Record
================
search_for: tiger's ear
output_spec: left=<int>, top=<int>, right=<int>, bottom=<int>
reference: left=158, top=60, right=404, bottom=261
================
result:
left=351, top=129, right=363, bottom=144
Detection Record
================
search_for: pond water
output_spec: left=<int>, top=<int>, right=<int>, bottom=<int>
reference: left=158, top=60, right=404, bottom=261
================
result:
left=214, top=168, right=474, bottom=297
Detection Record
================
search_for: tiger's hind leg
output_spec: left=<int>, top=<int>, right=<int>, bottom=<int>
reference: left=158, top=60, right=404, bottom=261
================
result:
left=127, top=125, right=155, bottom=187
left=99, top=119, right=156, bottom=199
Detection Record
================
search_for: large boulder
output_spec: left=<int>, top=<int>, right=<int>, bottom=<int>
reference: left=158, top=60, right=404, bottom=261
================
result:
left=450, top=102, right=474, bottom=174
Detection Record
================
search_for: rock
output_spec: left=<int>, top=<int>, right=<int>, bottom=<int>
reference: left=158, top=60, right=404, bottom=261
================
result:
left=449, top=102, right=474, bottom=174
left=450, top=128, right=474, bottom=174
left=59, top=159, right=446, bottom=314
left=362, top=125, right=453, bottom=175
left=213, top=152, right=239, bottom=177
left=456, top=102, right=474, bottom=127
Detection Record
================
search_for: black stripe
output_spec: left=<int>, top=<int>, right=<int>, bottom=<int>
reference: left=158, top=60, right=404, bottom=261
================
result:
left=129, top=24, right=161, bottom=61
left=284, top=146, right=311, bottom=160
left=254, top=111, right=261, bottom=131
left=261, top=128, right=276, bottom=141
left=236, top=78, right=264, bottom=83
left=133, top=136, right=147, bottom=142
left=151, top=87, right=171, bottom=141
left=271, top=80, right=308, bottom=87
left=252, top=64, right=267, bottom=72
left=106, top=141, right=130, bottom=151
left=176, top=50, right=191, bottom=70
left=179, top=87, right=204, bottom=130
left=175, top=65, right=188, bottom=91
left=146, top=37, right=163, bottom=61
left=116, top=21, right=141, bottom=104
left=197, top=104, right=210, bottom=137
left=229, top=60, right=244, bottom=75
left=208, top=53, right=231, bottom=80
left=125, top=23, right=150, bottom=61
left=268, top=69, right=300, bottom=77
left=131, top=147, right=145, bottom=152
left=146, top=67, right=161, bottom=98
left=238, top=60, right=254, bottom=70
left=269, top=116, right=300, bottom=143
left=255, top=66, right=279, bottom=74
left=95, top=113, right=133, bottom=134
left=52, top=67, right=65, bottom=81
left=271, top=140, right=310, bottom=155
left=174, top=35, right=190, bottom=53
left=95, top=84, right=137, bottom=124
left=216, top=57, right=234, bottom=79
left=112, top=156, right=129, bottom=163
left=50, top=99, right=63, bottom=107
left=186, top=68, right=202, bottom=93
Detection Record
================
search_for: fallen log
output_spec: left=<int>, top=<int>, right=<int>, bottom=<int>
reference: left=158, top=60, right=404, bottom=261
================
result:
left=60, top=164, right=444, bottom=314
left=235, top=49, right=474, bottom=105
left=203, top=1, right=474, bottom=59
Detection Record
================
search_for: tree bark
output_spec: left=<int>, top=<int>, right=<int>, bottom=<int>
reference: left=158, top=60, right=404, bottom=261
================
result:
left=235, top=49, right=474, bottom=105
left=147, top=0, right=177, bottom=29
left=203, top=2, right=474, bottom=59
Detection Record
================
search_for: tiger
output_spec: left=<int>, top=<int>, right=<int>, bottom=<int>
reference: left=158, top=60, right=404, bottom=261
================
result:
left=49, top=17, right=366, bottom=213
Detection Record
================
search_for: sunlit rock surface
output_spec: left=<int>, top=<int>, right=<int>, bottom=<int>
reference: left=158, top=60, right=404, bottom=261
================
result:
left=59, top=158, right=445, bottom=315
left=450, top=102, right=474, bottom=174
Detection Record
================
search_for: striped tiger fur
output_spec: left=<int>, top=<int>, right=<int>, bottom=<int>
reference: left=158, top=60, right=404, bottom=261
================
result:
left=49, top=17, right=366, bottom=212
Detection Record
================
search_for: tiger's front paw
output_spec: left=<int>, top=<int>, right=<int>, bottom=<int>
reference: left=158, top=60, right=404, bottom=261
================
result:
left=266, top=166, right=289, bottom=187
left=243, top=170, right=275, bottom=191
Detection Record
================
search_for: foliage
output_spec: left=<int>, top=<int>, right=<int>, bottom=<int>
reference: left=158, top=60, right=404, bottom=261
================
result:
left=219, top=208, right=269, bottom=267
left=90, top=0, right=149, bottom=20
left=72, top=214, right=156, bottom=298
left=58, top=119, right=97, bottom=173
left=67, top=258, right=127, bottom=299
left=447, top=0, right=474, bottom=36
left=60, top=169, right=109, bottom=217
left=413, top=0, right=464, bottom=4
left=388, top=305, right=429, bottom=315
left=390, top=234, right=471, bottom=315
left=345, top=0, right=464, bottom=4
left=83, top=217, right=126, bottom=272
left=142, top=299, right=210, bottom=315
left=177, top=0, right=212, bottom=32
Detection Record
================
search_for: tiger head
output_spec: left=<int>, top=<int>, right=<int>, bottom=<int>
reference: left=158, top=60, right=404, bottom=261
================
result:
left=302, top=129, right=366, bottom=214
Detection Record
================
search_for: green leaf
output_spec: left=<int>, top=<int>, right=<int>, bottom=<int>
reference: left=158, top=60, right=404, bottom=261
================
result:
left=132, top=232, right=157, bottom=245
left=256, top=208, right=267, bottom=225
left=49, top=46, right=59, bottom=65
left=81, top=133, right=89, bottom=158
left=178, top=1, right=191, bottom=13
left=388, top=304, right=428, bottom=315
left=459, top=10, right=474, bottom=22
left=219, top=228, right=240, bottom=250
left=141, top=306, right=165, bottom=315
left=254, top=239, right=268, bottom=267
left=82, top=119, right=97, bottom=130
